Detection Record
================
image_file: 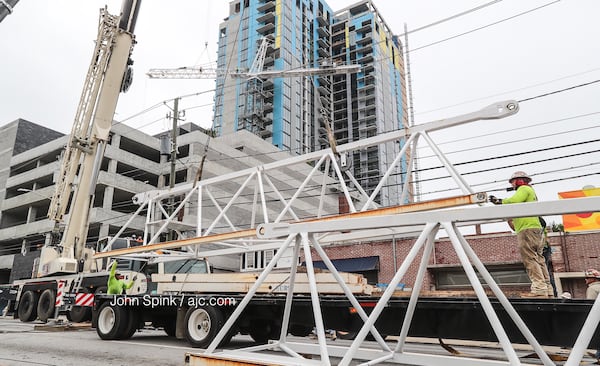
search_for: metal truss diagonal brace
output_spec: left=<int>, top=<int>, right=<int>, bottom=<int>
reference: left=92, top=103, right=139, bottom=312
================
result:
left=339, top=222, right=439, bottom=366
left=300, top=232, right=331, bottom=365
left=449, top=222, right=555, bottom=366
left=443, top=222, right=522, bottom=366
left=394, top=227, right=437, bottom=354
left=565, top=295, right=600, bottom=366
left=420, top=131, right=475, bottom=195
left=309, top=233, right=391, bottom=352
left=204, top=234, right=295, bottom=354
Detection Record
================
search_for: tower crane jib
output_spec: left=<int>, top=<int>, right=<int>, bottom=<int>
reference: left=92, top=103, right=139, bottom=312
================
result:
left=146, top=37, right=361, bottom=80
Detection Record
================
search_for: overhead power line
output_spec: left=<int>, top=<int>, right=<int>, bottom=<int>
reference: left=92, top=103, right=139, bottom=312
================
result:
left=518, top=79, right=600, bottom=103
left=410, top=0, right=562, bottom=52
left=398, top=0, right=503, bottom=37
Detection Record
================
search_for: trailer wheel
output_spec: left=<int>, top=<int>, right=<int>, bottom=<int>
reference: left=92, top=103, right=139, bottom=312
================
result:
left=17, top=290, right=39, bottom=322
left=119, top=308, right=140, bottom=340
left=290, top=324, right=312, bottom=337
left=249, top=320, right=280, bottom=343
left=37, top=289, right=56, bottom=323
left=96, top=301, right=128, bottom=340
left=184, top=306, right=224, bottom=348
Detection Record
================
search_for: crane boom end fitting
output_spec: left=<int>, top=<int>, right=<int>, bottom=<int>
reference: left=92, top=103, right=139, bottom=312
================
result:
left=478, top=100, right=519, bottom=120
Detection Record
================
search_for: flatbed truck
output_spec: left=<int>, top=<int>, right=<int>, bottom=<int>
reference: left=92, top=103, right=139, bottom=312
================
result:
left=92, top=291, right=600, bottom=349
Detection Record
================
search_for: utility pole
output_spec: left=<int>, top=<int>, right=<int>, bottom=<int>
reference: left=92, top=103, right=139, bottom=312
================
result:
left=166, top=97, right=181, bottom=241
left=170, top=97, right=179, bottom=190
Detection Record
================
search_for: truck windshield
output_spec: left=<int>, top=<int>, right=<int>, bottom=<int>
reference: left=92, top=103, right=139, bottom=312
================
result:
left=163, top=259, right=208, bottom=274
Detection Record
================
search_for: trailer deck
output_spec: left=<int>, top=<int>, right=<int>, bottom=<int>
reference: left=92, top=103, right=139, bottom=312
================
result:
left=93, top=292, right=599, bottom=348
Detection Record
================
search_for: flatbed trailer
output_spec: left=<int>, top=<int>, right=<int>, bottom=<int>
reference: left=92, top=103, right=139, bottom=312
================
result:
left=92, top=292, right=599, bottom=349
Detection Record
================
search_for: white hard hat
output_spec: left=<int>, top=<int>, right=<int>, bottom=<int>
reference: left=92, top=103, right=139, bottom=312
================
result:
left=509, top=171, right=531, bottom=183
left=585, top=269, right=600, bottom=279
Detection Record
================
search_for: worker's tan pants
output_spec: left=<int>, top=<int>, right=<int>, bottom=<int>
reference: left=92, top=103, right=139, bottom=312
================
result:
left=518, top=228, right=551, bottom=294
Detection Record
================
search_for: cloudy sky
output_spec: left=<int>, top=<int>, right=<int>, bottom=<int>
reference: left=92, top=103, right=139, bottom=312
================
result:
left=1, top=0, right=599, bottom=227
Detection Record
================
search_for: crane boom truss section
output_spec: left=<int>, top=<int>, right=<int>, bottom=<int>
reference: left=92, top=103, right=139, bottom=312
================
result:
left=95, top=100, right=517, bottom=259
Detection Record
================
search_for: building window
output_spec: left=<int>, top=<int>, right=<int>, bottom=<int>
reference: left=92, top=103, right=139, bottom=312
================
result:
left=432, top=263, right=530, bottom=289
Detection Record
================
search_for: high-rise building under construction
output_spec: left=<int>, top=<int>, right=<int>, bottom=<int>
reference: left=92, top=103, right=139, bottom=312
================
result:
left=213, top=0, right=409, bottom=205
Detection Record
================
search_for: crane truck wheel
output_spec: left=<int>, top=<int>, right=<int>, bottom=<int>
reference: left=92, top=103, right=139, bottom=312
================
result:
left=96, top=301, right=129, bottom=340
left=184, top=305, right=225, bottom=348
left=37, top=289, right=56, bottom=323
left=17, top=290, right=39, bottom=322
left=67, top=306, right=91, bottom=323
left=67, top=287, right=97, bottom=323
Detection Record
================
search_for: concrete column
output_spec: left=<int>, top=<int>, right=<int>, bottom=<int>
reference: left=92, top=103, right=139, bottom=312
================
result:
left=107, top=156, right=117, bottom=174
left=100, top=157, right=118, bottom=240
left=98, top=223, right=110, bottom=241
left=110, top=133, right=121, bottom=148
left=101, top=185, right=115, bottom=240
left=25, top=206, right=37, bottom=224
left=103, top=158, right=117, bottom=208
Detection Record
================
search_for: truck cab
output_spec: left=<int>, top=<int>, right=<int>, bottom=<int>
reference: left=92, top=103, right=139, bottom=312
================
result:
left=143, top=257, right=210, bottom=294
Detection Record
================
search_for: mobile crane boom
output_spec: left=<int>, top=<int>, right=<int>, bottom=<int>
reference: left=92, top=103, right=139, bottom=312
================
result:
left=38, top=0, right=142, bottom=277
left=0, top=0, right=18, bottom=23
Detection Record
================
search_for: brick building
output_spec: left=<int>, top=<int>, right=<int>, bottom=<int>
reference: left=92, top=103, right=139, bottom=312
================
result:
left=312, top=229, right=600, bottom=299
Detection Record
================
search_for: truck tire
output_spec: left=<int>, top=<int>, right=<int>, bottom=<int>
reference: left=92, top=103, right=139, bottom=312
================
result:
left=249, top=320, right=280, bottom=343
left=17, top=290, right=39, bottom=322
left=68, top=305, right=91, bottom=323
left=67, top=287, right=95, bottom=323
left=290, top=324, right=312, bottom=337
left=248, top=319, right=281, bottom=344
left=119, top=308, right=140, bottom=340
left=184, top=306, right=224, bottom=348
left=37, top=289, right=56, bottom=323
left=96, top=301, right=128, bottom=340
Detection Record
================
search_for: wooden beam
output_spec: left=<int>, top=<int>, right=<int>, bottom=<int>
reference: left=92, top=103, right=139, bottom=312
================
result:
left=94, top=193, right=486, bottom=259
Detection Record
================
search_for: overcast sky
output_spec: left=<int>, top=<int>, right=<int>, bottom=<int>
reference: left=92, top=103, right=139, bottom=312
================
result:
left=1, top=0, right=599, bottom=227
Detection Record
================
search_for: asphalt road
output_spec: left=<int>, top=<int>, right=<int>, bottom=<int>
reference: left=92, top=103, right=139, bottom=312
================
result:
left=0, top=316, right=596, bottom=366
left=0, top=317, right=194, bottom=366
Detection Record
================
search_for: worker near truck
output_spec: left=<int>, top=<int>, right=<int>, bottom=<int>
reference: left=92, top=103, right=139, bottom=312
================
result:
left=489, top=171, right=552, bottom=298
left=585, top=269, right=600, bottom=360
left=585, top=269, right=600, bottom=300
left=107, top=261, right=136, bottom=295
